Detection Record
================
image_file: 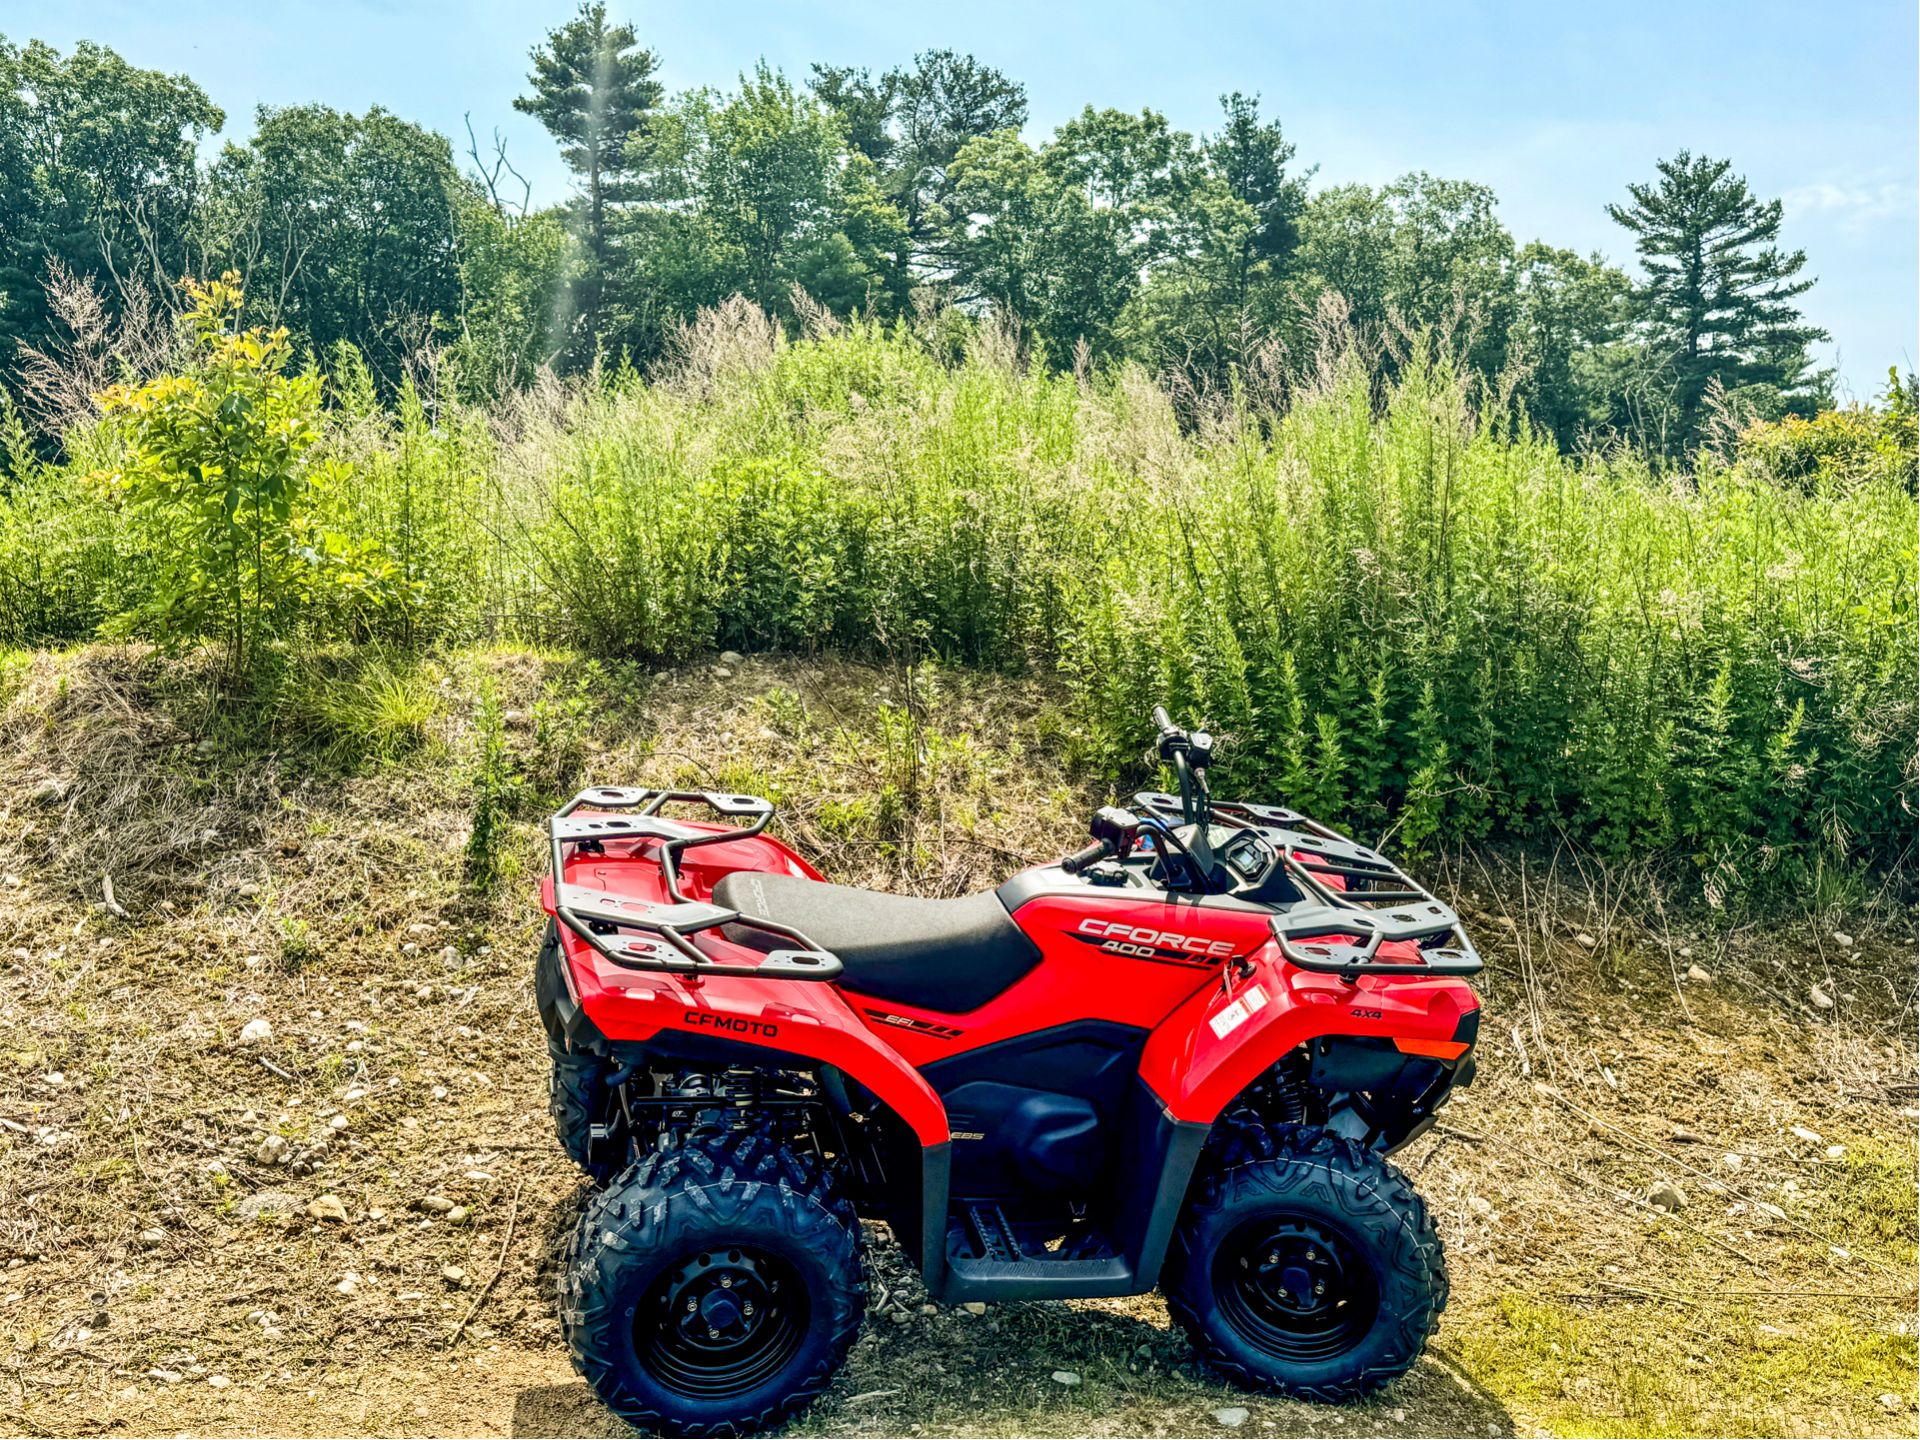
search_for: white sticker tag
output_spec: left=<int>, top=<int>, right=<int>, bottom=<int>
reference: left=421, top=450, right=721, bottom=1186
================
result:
left=1208, top=983, right=1269, bottom=1039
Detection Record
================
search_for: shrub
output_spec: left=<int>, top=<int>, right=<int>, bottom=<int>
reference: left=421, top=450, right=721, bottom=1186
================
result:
left=91, top=275, right=418, bottom=680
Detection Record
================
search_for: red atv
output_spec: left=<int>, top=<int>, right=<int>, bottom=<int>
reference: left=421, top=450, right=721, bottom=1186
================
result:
left=537, top=706, right=1481, bottom=1436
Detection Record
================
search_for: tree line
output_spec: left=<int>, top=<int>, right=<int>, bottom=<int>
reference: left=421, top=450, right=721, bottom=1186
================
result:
left=0, top=12, right=1845, bottom=459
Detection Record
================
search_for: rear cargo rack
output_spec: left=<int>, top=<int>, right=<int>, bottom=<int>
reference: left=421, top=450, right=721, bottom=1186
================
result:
left=549, top=786, right=842, bottom=981
left=1130, top=791, right=1482, bottom=980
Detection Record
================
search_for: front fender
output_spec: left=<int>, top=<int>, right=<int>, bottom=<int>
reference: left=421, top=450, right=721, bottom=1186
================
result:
left=1139, top=941, right=1480, bottom=1125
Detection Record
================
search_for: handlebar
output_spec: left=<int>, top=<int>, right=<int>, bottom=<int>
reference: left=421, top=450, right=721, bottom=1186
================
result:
left=1152, top=705, right=1175, bottom=734
left=1061, top=838, right=1113, bottom=875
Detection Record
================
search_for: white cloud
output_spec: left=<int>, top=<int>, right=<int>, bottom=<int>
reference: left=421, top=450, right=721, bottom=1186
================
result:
left=1784, top=177, right=1915, bottom=231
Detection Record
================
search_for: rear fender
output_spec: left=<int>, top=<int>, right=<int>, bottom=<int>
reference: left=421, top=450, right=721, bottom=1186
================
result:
left=1140, top=940, right=1480, bottom=1126
left=540, top=883, right=948, bottom=1145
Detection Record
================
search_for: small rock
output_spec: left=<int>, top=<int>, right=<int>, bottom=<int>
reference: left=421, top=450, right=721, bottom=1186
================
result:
left=1755, top=1201, right=1787, bottom=1221
left=336, top=1272, right=360, bottom=1296
left=1670, top=1127, right=1703, bottom=1144
left=918, top=1302, right=937, bottom=1316
left=1721, top=1152, right=1744, bottom=1172
left=1466, top=1195, right=1494, bottom=1218
left=138, top=1227, right=166, bottom=1247
left=464, top=1169, right=495, bottom=1183
left=1677, top=945, right=1692, bottom=959
left=961, top=1301, right=986, bottom=1316
left=1648, top=1178, right=1687, bottom=1212
left=328, top=1114, right=349, bottom=1131
left=1574, top=932, right=1597, bottom=949
left=420, top=1195, right=455, bottom=1213
left=236, top=1190, right=296, bottom=1219
left=1051, top=1370, right=1081, bottom=1386
left=711, top=666, right=734, bottom=680
left=306, top=1193, right=349, bottom=1223
left=146, top=1368, right=183, bottom=1384
left=235, top=882, right=260, bottom=900
left=1809, top=984, right=1834, bottom=1010
left=1789, top=1125, right=1822, bottom=1143
left=439, top=945, right=461, bottom=970
left=1879, top=1393, right=1901, bottom=1412
left=430, top=1086, right=449, bottom=1101
left=1825, top=1144, right=1847, bottom=1160
left=1685, top=964, right=1712, bottom=984
left=1214, top=1408, right=1249, bottom=1428
left=206, top=1374, right=230, bottom=1389
left=1832, top=931, right=1854, bottom=949
left=255, top=1134, right=290, bottom=1166
left=447, top=1206, right=470, bottom=1224
left=441, top=1265, right=468, bottom=1288
left=238, top=1018, right=274, bottom=1047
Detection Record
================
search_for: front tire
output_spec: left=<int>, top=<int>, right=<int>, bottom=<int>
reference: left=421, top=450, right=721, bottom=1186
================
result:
left=1163, top=1123, right=1447, bottom=1402
left=560, top=1132, right=865, bottom=1436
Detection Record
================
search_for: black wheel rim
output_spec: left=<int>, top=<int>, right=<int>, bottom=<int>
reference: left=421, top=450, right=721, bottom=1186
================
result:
left=1213, top=1214, right=1380, bottom=1364
left=636, top=1245, right=809, bottom=1399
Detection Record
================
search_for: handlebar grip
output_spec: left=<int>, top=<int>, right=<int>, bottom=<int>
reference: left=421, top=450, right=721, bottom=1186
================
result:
left=1061, top=839, right=1112, bottom=875
left=1152, top=705, right=1174, bottom=732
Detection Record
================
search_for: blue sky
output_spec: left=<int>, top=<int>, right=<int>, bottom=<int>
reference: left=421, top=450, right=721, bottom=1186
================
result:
left=9, top=0, right=1915, bottom=392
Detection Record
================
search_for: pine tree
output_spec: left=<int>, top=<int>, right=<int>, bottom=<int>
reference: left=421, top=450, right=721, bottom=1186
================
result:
left=1607, top=151, right=1829, bottom=458
left=514, top=3, right=663, bottom=354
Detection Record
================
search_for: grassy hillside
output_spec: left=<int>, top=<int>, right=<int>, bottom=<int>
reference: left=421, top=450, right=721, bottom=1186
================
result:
left=0, top=301, right=1913, bottom=903
left=0, top=649, right=1912, bottom=1438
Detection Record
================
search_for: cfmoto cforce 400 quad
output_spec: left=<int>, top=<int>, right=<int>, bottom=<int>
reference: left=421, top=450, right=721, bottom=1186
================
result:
left=536, top=706, right=1481, bottom=1435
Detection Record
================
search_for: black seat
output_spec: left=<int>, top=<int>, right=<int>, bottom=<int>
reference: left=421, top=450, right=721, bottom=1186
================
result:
left=711, top=872, right=1040, bottom=1015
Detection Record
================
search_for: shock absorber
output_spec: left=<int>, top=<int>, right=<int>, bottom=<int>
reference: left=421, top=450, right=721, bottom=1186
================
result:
left=1266, top=1056, right=1311, bottom=1125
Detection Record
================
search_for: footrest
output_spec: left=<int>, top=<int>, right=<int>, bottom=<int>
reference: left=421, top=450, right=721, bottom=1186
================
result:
left=964, top=1202, right=1023, bottom=1263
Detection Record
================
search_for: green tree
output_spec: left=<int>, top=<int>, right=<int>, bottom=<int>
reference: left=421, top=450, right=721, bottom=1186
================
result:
left=1297, top=183, right=1396, bottom=336
left=1510, top=243, right=1631, bottom=448
left=1381, top=173, right=1515, bottom=377
left=95, top=275, right=412, bottom=680
left=628, top=67, right=904, bottom=329
left=1208, top=93, right=1309, bottom=299
left=1129, top=93, right=1309, bottom=386
left=201, top=105, right=471, bottom=375
left=451, top=197, right=573, bottom=394
left=944, top=129, right=1137, bottom=364
left=1299, top=174, right=1515, bottom=381
left=812, top=49, right=1025, bottom=300
left=513, top=3, right=663, bottom=357
left=1607, top=150, right=1830, bottom=457
left=0, top=37, right=222, bottom=370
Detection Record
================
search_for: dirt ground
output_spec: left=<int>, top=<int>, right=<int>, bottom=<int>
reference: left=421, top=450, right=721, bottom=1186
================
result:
left=1, top=648, right=1914, bottom=1438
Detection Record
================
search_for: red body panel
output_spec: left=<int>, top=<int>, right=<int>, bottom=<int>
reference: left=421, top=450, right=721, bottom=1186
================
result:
left=543, top=835, right=949, bottom=1145
left=1139, top=942, right=1477, bottom=1124
left=545, top=828, right=1479, bottom=1141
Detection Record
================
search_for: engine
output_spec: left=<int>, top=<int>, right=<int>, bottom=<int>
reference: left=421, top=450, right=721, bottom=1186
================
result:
left=639, top=1067, right=826, bottom=1153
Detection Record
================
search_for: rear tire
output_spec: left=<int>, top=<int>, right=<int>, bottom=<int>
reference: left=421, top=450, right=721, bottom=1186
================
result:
left=537, top=920, right=622, bottom=1181
left=1163, top=1123, right=1446, bottom=1402
left=560, top=1132, right=864, bottom=1437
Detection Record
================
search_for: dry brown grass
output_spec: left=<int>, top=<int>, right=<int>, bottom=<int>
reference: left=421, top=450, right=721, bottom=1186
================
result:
left=0, top=647, right=1912, bottom=1438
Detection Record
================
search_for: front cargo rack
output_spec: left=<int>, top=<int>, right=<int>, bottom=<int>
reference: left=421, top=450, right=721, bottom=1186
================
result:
left=1130, top=791, right=1482, bottom=980
left=549, top=786, right=842, bottom=981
